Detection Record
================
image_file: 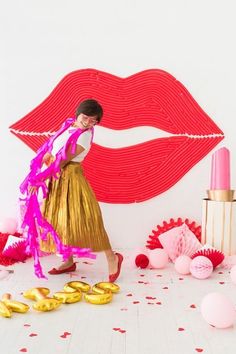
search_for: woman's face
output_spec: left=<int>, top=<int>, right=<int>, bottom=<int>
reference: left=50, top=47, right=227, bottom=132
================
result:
left=76, top=113, right=98, bottom=129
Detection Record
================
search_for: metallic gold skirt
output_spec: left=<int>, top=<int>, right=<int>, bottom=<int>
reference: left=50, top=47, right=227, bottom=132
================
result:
left=40, top=162, right=111, bottom=253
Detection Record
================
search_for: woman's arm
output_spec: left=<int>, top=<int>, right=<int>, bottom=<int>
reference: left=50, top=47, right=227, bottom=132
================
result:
left=60, top=144, right=85, bottom=169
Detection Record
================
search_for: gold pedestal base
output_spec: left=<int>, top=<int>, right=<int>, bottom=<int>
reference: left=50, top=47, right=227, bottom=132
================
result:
left=202, top=198, right=236, bottom=255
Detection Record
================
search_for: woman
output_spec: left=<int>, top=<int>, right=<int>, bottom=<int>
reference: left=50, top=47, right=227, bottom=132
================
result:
left=40, top=99, right=123, bottom=282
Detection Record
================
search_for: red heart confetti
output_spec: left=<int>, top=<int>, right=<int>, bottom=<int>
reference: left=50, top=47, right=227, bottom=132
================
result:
left=147, top=302, right=155, bottom=305
left=138, top=281, right=144, bottom=284
left=133, top=301, right=140, bottom=304
left=139, top=274, right=145, bottom=277
left=195, top=349, right=203, bottom=352
left=81, top=276, right=87, bottom=279
left=179, top=277, right=184, bottom=280
left=113, top=328, right=120, bottom=331
left=218, top=271, right=223, bottom=274
left=162, top=287, right=168, bottom=290
left=29, top=333, right=38, bottom=337
left=119, top=329, right=126, bottom=333
left=156, top=274, right=163, bottom=277
left=60, top=332, right=71, bottom=339
left=19, top=349, right=27, bottom=353
left=156, top=302, right=162, bottom=305
left=146, top=296, right=156, bottom=300
left=190, top=304, right=196, bottom=308
left=178, top=327, right=185, bottom=331
left=126, top=293, right=133, bottom=297
left=23, top=324, right=31, bottom=327
left=219, top=282, right=225, bottom=284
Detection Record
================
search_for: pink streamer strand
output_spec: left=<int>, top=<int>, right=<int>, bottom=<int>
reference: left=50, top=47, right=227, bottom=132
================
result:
left=20, top=118, right=96, bottom=278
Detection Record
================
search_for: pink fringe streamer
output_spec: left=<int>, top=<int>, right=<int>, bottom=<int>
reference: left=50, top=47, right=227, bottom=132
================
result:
left=20, top=118, right=95, bottom=278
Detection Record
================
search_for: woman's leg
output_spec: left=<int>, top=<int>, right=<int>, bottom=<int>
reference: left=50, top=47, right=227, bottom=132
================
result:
left=56, top=255, right=74, bottom=270
left=104, top=249, right=118, bottom=274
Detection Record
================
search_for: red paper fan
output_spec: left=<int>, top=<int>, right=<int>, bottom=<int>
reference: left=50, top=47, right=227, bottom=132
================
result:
left=191, top=248, right=224, bottom=268
left=0, top=232, right=28, bottom=266
left=146, top=217, right=201, bottom=250
left=3, top=240, right=29, bottom=262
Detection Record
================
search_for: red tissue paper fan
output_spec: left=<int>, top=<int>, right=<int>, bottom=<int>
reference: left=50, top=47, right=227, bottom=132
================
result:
left=146, top=217, right=201, bottom=250
left=191, top=248, right=224, bottom=268
left=0, top=232, right=30, bottom=266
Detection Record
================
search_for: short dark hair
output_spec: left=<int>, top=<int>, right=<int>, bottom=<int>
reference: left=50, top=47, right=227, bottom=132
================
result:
left=75, top=99, right=103, bottom=123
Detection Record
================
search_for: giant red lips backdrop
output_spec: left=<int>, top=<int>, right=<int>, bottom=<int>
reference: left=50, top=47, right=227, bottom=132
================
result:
left=9, top=69, right=224, bottom=203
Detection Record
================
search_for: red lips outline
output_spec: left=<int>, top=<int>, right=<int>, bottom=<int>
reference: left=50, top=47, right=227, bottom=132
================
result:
left=9, top=69, right=223, bottom=203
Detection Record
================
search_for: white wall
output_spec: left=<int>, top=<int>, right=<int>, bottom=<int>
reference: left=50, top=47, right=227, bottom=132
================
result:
left=1, top=0, right=236, bottom=249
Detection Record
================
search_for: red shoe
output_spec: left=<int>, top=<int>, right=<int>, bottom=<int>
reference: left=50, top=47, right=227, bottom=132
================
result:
left=48, top=262, right=76, bottom=275
left=109, top=253, right=123, bottom=283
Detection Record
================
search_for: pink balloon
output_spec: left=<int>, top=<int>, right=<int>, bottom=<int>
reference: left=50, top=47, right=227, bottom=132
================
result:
left=0, top=217, right=18, bottom=234
left=230, top=265, right=236, bottom=284
left=174, top=255, right=191, bottom=275
left=201, top=292, right=236, bottom=328
left=149, top=249, right=169, bottom=269
left=190, top=256, right=213, bottom=279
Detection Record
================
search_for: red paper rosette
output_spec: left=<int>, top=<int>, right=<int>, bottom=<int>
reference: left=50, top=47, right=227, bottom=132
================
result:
left=146, top=217, right=201, bottom=250
left=0, top=232, right=27, bottom=266
left=191, top=248, right=224, bottom=268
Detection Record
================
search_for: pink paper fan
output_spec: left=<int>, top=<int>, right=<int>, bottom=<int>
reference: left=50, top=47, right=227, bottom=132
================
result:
left=159, top=223, right=202, bottom=262
left=191, top=249, right=224, bottom=268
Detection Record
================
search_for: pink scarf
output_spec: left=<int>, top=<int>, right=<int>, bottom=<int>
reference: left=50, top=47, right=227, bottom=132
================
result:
left=20, top=118, right=95, bottom=278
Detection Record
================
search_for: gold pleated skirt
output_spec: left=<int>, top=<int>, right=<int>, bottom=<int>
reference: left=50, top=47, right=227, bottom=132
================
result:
left=40, top=162, right=111, bottom=253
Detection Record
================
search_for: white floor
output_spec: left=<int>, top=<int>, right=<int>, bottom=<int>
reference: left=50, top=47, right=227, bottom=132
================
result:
left=1, top=250, right=236, bottom=354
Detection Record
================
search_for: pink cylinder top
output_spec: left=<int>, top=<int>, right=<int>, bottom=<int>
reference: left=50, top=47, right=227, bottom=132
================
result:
left=210, top=147, right=230, bottom=190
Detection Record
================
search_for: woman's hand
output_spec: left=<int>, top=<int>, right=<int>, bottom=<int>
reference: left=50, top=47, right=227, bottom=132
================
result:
left=28, top=185, right=38, bottom=195
left=43, top=153, right=54, bottom=166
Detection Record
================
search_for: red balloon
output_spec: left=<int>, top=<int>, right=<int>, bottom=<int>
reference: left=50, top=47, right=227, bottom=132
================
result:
left=135, top=254, right=149, bottom=269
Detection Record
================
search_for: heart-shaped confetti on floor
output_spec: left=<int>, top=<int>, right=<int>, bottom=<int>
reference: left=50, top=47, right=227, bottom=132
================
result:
left=29, top=333, right=38, bottom=337
left=23, top=324, right=31, bottom=327
left=60, top=332, right=71, bottom=339
left=133, top=301, right=140, bottom=304
left=178, top=327, right=185, bottom=331
left=19, top=349, right=27, bottom=353
left=195, top=348, right=203, bottom=352
left=190, top=304, right=196, bottom=308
